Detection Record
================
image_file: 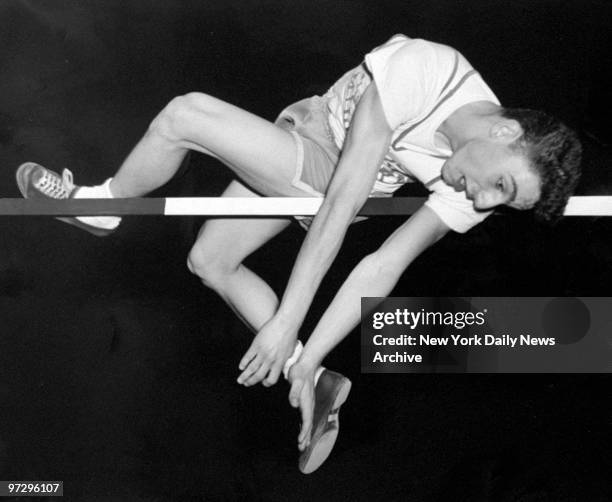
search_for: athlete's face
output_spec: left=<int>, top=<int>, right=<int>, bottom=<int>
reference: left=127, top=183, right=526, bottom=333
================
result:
left=441, top=139, right=541, bottom=211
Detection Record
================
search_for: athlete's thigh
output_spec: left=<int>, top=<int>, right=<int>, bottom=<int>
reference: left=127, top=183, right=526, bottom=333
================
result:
left=174, top=93, right=308, bottom=198
left=192, top=180, right=292, bottom=265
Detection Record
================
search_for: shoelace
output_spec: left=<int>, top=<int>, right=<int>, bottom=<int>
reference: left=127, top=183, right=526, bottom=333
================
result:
left=34, top=168, right=76, bottom=199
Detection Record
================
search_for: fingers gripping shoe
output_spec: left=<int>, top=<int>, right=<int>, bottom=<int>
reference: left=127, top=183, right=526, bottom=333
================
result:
left=299, top=370, right=352, bottom=474
left=16, top=162, right=117, bottom=237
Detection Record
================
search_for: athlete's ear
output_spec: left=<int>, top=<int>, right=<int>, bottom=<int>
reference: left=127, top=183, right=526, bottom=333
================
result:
left=490, top=119, right=522, bottom=141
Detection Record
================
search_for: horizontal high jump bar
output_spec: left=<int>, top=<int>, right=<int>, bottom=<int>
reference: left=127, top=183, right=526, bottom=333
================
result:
left=0, top=196, right=611, bottom=216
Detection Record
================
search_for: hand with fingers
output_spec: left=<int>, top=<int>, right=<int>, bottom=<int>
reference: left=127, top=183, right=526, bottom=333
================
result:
left=237, top=316, right=298, bottom=387
left=288, top=360, right=316, bottom=452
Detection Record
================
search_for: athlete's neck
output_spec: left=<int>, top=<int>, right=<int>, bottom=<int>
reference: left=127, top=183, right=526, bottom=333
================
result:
left=437, top=101, right=502, bottom=152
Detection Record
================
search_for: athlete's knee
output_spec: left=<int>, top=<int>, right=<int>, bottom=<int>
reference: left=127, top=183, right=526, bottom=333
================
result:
left=150, top=92, right=216, bottom=142
left=187, top=243, right=240, bottom=290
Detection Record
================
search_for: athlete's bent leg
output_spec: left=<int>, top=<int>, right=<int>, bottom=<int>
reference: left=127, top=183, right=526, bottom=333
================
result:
left=17, top=92, right=306, bottom=233
left=187, top=180, right=306, bottom=387
left=187, top=180, right=291, bottom=333
left=110, top=92, right=305, bottom=199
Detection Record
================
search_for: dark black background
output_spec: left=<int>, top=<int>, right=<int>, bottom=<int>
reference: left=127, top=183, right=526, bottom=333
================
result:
left=0, top=1, right=610, bottom=500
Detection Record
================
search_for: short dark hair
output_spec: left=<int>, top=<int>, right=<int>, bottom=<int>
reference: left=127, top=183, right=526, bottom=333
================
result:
left=501, top=108, right=582, bottom=223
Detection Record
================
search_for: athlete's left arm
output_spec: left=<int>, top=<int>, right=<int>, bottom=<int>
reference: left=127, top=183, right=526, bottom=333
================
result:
left=289, top=205, right=449, bottom=450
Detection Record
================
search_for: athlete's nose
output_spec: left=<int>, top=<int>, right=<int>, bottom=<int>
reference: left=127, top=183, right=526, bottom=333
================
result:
left=451, top=176, right=466, bottom=192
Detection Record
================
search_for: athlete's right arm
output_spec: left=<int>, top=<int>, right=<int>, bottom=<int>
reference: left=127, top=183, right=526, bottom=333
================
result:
left=236, top=81, right=393, bottom=387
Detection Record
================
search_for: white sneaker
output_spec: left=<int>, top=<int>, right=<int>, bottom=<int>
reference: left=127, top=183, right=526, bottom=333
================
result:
left=16, top=162, right=120, bottom=237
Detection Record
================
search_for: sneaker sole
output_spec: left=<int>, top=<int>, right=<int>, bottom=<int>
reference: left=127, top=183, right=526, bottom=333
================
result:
left=56, top=216, right=116, bottom=237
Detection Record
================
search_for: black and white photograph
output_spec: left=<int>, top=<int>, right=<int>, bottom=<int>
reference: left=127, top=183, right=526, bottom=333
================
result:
left=0, top=1, right=610, bottom=500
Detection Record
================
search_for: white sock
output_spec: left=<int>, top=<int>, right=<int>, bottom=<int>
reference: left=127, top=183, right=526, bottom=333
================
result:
left=283, top=340, right=325, bottom=385
left=313, top=366, right=325, bottom=385
left=73, top=178, right=121, bottom=230
left=282, top=340, right=303, bottom=379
